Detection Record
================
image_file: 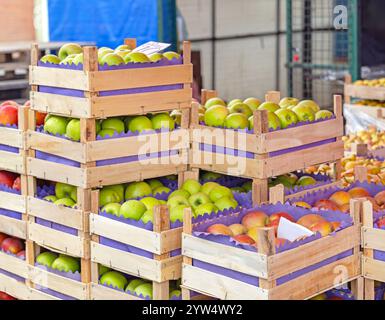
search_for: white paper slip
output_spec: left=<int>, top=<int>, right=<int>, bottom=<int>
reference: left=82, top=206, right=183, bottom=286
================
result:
left=277, top=217, right=314, bottom=242
left=132, top=41, right=171, bottom=55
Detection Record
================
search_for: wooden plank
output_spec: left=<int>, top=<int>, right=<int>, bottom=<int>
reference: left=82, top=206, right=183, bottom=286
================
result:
left=27, top=196, right=84, bottom=230
left=268, top=255, right=360, bottom=300
left=0, top=215, right=27, bottom=239
left=29, top=66, right=89, bottom=91
left=285, top=181, right=343, bottom=201
left=362, top=226, right=385, bottom=251
left=28, top=288, right=60, bottom=300
left=0, top=150, right=25, bottom=174
left=86, top=131, right=189, bottom=162
left=90, top=65, right=193, bottom=91
left=0, top=251, right=29, bottom=278
left=362, top=257, right=385, bottom=282
left=29, top=266, right=88, bottom=300
left=0, top=190, right=25, bottom=212
left=0, top=273, right=29, bottom=300
left=345, top=84, right=385, bottom=101
left=90, top=242, right=181, bottom=282
left=28, top=222, right=86, bottom=258
left=90, top=283, right=143, bottom=300
left=182, top=233, right=268, bottom=278
left=182, top=264, right=268, bottom=300
left=268, top=225, right=360, bottom=280
left=0, top=126, right=24, bottom=148
left=27, top=130, right=87, bottom=163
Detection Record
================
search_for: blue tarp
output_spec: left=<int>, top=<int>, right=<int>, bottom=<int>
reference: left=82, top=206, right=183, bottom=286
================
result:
left=47, top=0, right=176, bottom=50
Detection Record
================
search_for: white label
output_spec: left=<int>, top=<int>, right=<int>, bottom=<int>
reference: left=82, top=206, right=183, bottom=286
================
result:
left=132, top=41, right=171, bottom=55
left=277, top=217, right=314, bottom=242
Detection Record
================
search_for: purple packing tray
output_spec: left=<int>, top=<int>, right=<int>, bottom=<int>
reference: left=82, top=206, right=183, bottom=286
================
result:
left=35, top=263, right=81, bottom=281
left=37, top=57, right=183, bottom=98
left=0, top=268, right=25, bottom=282
left=0, top=208, right=22, bottom=220
left=375, top=284, right=385, bottom=300
left=34, top=285, right=77, bottom=300
left=0, top=144, right=18, bottom=154
left=0, top=183, right=21, bottom=195
left=325, top=288, right=355, bottom=300
left=36, top=217, right=78, bottom=236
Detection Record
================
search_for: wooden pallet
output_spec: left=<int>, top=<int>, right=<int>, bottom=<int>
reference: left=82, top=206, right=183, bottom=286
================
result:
left=190, top=90, right=343, bottom=204
left=89, top=190, right=182, bottom=300
left=181, top=206, right=361, bottom=300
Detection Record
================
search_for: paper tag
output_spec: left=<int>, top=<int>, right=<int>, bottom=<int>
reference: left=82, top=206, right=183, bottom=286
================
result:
left=277, top=217, right=314, bottom=242
left=132, top=41, right=171, bottom=55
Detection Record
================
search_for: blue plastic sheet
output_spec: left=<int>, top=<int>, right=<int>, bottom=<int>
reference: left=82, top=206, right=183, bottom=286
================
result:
left=47, top=0, right=176, bottom=50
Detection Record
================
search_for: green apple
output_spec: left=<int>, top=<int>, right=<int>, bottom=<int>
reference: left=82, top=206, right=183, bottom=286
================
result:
left=272, top=176, right=293, bottom=188
left=51, top=255, right=80, bottom=273
left=201, top=171, right=222, bottom=181
left=292, top=105, right=315, bottom=122
left=167, top=195, right=189, bottom=208
left=96, top=120, right=102, bottom=134
left=195, top=203, right=218, bottom=216
left=55, top=182, right=76, bottom=199
left=140, top=210, right=154, bottom=224
left=209, top=186, right=233, bottom=202
left=227, top=99, right=243, bottom=108
left=98, top=129, right=116, bottom=138
left=36, top=252, right=58, bottom=268
left=228, top=103, right=253, bottom=118
left=275, top=109, right=298, bottom=128
left=153, top=186, right=171, bottom=195
left=99, top=265, right=110, bottom=277
left=125, top=181, right=152, bottom=199
left=140, top=197, right=161, bottom=211
left=170, top=204, right=189, bottom=223
left=65, top=119, right=80, bottom=141
left=44, top=195, right=58, bottom=203
left=124, top=52, right=150, bottom=63
left=54, top=198, right=76, bottom=207
left=151, top=113, right=175, bottom=131
left=146, top=179, right=163, bottom=190
left=165, top=175, right=177, bottom=181
left=100, top=271, right=127, bottom=290
left=103, top=184, right=124, bottom=202
left=182, top=179, right=201, bottom=195
left=59, top=56, right=74, bottom=65
left=101, top=203, right=121, bottom=216
left=102, top=118, right=125, bottom=134
left=258, top=102, right=280, bottom=113
left=58, top=43, right=82, bottom=61
left=72, top=54, right=83, bottom=66
left=188, top=192, right=211, bottom=210
left=168, top=189, right=190, bottom=200
left=170, top=110, right=182, bottom=126
left=115, top=44, right=133, bottom=51
left=205, top=97, right=226, bottom=109
left=134, top=283, right=153, bottom=299
left=204, top=105, right=229, bottom=127
left=296, top=176, right=317, bottom=186
left=242, top=181, right=252, bottom=192
left=201, top=182, right=220, bottom=195
left=126, top=279, right=147, bottom=293
left=119, top=200, right=147, bottom=220
left=297, top=100, right=320, bottom=113
left=40, top=54, right=61, bottom=64
left=279, top=97, right=299, bottom=109
left=98, top=47, right=113, bottom=53
left=129, top=116, right=153, bottom=133
left=315, top=110, right=334, bottom=120
left=243, top=98, right=261, bottom=111
left=214, top=196, right=238, bottom=211
left=224, top=113, right=249, bottom=129
left=249, top=111, right=281, bottom=131
left=149, top=53, right=165, bottom=62
left=163, top=51, right=181, bottom=61
left=169, top=290, right=182, bottom=299
left=44, top=116, right=69, bottom=135
left=231, top=187, right=245, bottom=193
left=101, top=53, right=124, bottom=66
left=99, top=189, right=120, bottom=207
left=115, top=50, right=131, bottom=59
left=70, top=188, right=77, bottom=202
left=159, top=200, right=167, bottom=205
left=98, top=49, right=114, bottom=64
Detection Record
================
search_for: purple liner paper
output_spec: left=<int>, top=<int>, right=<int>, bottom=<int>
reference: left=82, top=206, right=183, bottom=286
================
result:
left=0, top=268, right=25, bottom=282
left=0, top=144, right=18, bottom=154
left=35, top=263, right=81, bottom=281
left=0, top=249, right=26, bottom=261
left=326, top=288, right=355, bottom=300
left=100, top=282, right=151, bottom=300
left=0, top=208, right=22, bottom=220
left=0, top=183, right=21, bottom=195
left=34, top=285, right=77, bottom=300
left=375, top=284, right=385, bottom=300
left=0, top=123, right=18, bottom=129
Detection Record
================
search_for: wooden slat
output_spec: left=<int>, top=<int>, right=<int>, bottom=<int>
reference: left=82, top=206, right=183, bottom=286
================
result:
left=27, top=196, right=84, bottom=230
left=90, top=283, right=143, bottom=300
left=0, top=251, right=29, bottom=278
left=90, top=242, right=181, bottom=282
left=182, top=233, right=268, bottom=279
left=27, top=130, right=87, bottom=163
left=29, top=66, right=89, bottom=90
left=0, top=215, right=27, bottom=239
left=28, top=222, right=86, bottom=258
left=0, top=126, right=24, bottom=148
left=29, top=266, right=88, bottom=300
left=362, top=226, right=385, bottom=251
left=90, top=64, right=193, bottom=91
left=0, top=150, right=25, bottom=174
left=28, top=288, right=60, bottom=300
left=362, top=257, right=385, bottom=282
left=285, top=181, right=342, bottom=201
left=0, top=273, right=29, bottom=300
left=0, top=190, right=25, bottom=212
left=182, top=264, right=268, bottom=300
left=345, top=84, right=385, bottom=101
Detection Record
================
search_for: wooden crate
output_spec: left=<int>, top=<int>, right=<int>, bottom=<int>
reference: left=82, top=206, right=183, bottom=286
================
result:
left=181, top=205, right=361, bottom=300
left=190, top=91, right=343, bottom=203
left=89, top=190, right=182, bottom=300
left=345, top=75, right=385, bottom=102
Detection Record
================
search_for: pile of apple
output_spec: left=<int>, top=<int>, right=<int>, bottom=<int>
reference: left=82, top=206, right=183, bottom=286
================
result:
left=200, top=96, right=334, bottom=131
left=101, top=179, right=238, bottom=223
left=0, top=292, right=17, bottom=300
left=269, top=173, right=318, bottom=189
left=99, top=266, right=181, bottom=299
left=0, top=233, right=25, bottom=259
left=40, top=43, right=181, bottom=67
left=43, top=112, right=176, bottom=142
left=354, top=78, right=385, bottom=87
left=343, top=127, right=385, bottom=151
left=36, top=250, right=80, bottom=273
left=354, top=99, right=385, bottom=107
left=341, top=154, right=385, bottom=185
left=293, top=187, right=385, bottom=213
left=43, top=182, right=78, bottom=208
left=0, top=100, right=46, bottom=127
left=206, top=210, right=341, bottom=246
left=0, top=171, right=21, bottom=191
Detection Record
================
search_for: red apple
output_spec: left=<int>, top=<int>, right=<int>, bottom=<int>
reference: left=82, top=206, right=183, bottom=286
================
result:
left=16, top=250, right=25, bottom=259
left=297, top=214, right=326, bottom=229
left=206, top=224, right=233, bottom=236
left=270, top=212, right=295, bottom=223
left=1, top=238, right=24, bottom=254
left=331, top=221, right=341, bottom=231
left=0, top=171, right=17, bottom=188
left=0, top=291, right=16, bottom=300
left=23, top=100, right=31, bottom=107
left=0, top=100, right=19, bottom=107
left=36, top=111, right=47, bottom=126
left=233, top=234, right=255, bottom=245
left=0, top=233, right=8, bottom=246
left=12, top=177, right=21, bottom=191
left=241, top=211, right=269, bottom=230
left=309, top=221, right=333, bottom=237
left=275, top=238, right=287, bottom=247
left=377, top=217, right=385, bottom=228
left=0, top=105, right=18, bottom=126
left=314, top=199, right=340, bottom=211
